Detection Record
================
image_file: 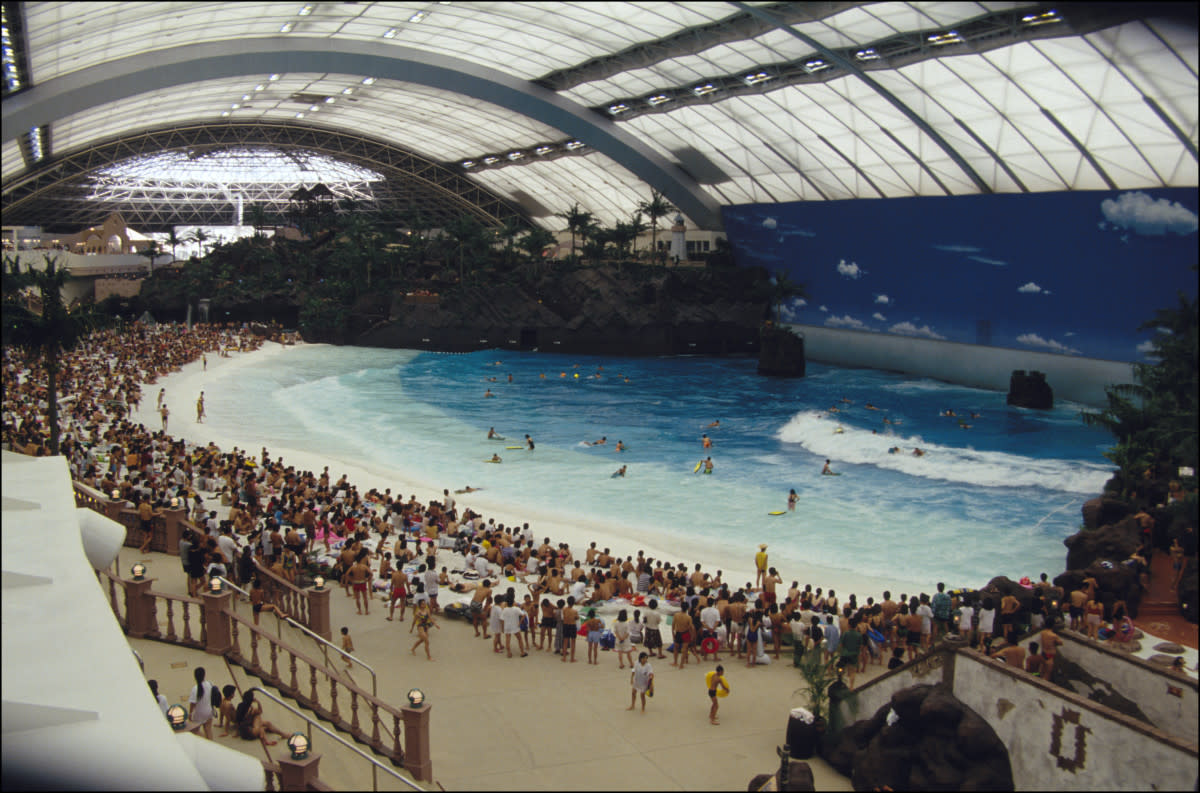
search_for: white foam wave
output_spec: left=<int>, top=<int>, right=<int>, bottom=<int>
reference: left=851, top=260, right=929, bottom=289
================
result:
left=776, top=410, right=1111, bottom=493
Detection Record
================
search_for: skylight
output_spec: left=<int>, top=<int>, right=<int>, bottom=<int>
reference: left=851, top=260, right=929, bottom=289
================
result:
left=95, top=148, right=384, bottom=184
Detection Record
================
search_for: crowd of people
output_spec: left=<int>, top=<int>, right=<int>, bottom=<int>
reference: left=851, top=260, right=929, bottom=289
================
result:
left=7, top=320, right=1189, bottom=743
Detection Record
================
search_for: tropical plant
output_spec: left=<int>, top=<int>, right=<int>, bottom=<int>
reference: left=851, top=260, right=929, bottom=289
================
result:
left=769, top=271, right=808, bottom=323
left=187, top=228, right=211, bottom=258
left=166, top=228, right=183, bottom=261
left=1082, top=283, right=1198, bottom=498
left=497, top=216, right=525, bottom=271
left=793, top=646, right=839, bottom=724
left=555, top=202, right=593, bottom=265
left=140, top=240, right=169, bottom=276
left=443, top=213, right=492, bottom=283
left=2, top=254, right=99, bottom=455
left=637, top=190, right=674, bottom=265
left=245, top=205, right=273, bottom=238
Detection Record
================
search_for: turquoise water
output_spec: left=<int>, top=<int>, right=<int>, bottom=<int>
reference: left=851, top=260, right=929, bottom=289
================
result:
left=202, top=345, right=1114, bottom=591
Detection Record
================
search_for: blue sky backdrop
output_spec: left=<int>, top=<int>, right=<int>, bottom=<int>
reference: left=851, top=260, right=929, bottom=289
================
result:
left=722, top=188, right=1198, bottom=362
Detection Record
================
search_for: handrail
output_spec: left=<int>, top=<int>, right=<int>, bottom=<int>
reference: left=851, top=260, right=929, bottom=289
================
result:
left=251, top=557, right=311, bottom=627
left=248, top=686, right=426, bottom=793
left=219, top=574, right=378, bottom=696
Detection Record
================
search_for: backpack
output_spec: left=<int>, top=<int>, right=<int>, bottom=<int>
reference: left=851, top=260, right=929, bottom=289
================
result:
left=209, top=681, right=222, bottom=710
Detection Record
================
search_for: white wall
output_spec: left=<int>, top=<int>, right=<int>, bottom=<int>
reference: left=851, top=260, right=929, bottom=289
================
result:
left=953, top=654, right=1196, bottom=791
left=791, top=324, right=1135, bottom=408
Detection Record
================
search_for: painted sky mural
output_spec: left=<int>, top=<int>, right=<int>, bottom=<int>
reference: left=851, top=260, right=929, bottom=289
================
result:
left=722, top=188, right=1198, bottom=363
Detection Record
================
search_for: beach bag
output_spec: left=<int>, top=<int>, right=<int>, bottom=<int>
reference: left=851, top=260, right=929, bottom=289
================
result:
left=600, top=630, right=616, bottom=650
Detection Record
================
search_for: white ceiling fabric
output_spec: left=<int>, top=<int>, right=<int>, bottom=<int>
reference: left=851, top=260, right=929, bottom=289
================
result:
left=4, top=2, right=1197, bottom=231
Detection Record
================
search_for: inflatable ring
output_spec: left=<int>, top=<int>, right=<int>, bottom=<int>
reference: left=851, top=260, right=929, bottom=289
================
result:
left=701, top=637, right=719, bottom=655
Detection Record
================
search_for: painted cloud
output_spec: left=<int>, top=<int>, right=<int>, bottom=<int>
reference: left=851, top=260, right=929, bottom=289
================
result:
left=1100, top=191, right=1199, bottom=236
left=1018, top=282, right=1044, bottom=294
left=889, top=321, right=945, bottom=340
left=874, top=294, right=891, bottom=304
left=932, top=244, right=982, bottom=253
left=825, top=314, right=871, bottom=330
left=836, top=259, right=864, bottom=279
left=872, top=312, right=887, bottom=321
left=1016, top=333, right=1080, bottom=355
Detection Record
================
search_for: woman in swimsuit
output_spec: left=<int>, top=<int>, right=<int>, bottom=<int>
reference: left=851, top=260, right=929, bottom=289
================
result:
left=409, top=600, right=439, bottom=660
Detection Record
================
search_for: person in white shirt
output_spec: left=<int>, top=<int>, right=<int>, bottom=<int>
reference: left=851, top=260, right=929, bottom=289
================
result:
left=501, top=595, right=527, bottom=657
left=569, top=577, right=588, bottom=605
left=628, top=652, right=654, bottom=712
left=187, top=666, right=216, bottom=739
left=149, top=679, right=169, bottom=715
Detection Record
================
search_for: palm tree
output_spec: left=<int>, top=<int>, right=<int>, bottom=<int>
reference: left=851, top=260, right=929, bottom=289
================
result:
left=637, top=190, right=674, bottom=265
left=516, top=227, right=556, bottom=275
left=554, top=203, right=593, bottom=265
left=166, top=228, right=183, bottom=261
left=140, top=240, right=168, bottom=276
left=2, top=254, right=94, bottom=455
left=770, top=271, right=808, bottom=324
left=245, top=205, right=272, bottom=238
left=443, top=214, right=491, bottom=284
left=187, top=228, right=211, bottom=258
left=498, top=216, right=525, bottom=270
left=628, top=211, right=647, bottom=260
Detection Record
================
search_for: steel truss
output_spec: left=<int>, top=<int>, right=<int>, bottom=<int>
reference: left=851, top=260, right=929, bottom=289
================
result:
left=2, top=121, right=528, bottom=233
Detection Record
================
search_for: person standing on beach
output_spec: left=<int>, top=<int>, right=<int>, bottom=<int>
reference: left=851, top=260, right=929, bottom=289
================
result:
left=644, top=599, right=665, bottom=659
left=561, top=596, right=579, bottom=662
left=754, top=544, right=768, bottom=589
left=160, top=403, right=169, bottom=432
left=706, top=665, right=729, bottom=725
left=671, top=608, right=694, bottom=669
left=409, top=600, right=439, bottom=660
left=157, top=388, right=165, bottom=410
left=628, top=652, right=654, bottom=712
left=196, top=392, right=205, bottom=423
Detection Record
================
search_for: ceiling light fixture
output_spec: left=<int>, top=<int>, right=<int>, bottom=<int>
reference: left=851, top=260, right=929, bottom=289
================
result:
left=564, top=140, right=585, bottom=150
left=607, top=103, right=629, bottom=115
left=241, top=94, right=251, bottom=101
left=1021, top=10, right=1061, bottom=27
left=324, top=96, right=335, bottom=103
left=927, top=30, right=962, bottom=46
left=409, top=11, right=428, bottom=23
left=646, top=94, right=671, bottom=106
left=482, top=156, right=500, bottom=165
left=269, top=73, right=281, bottom=81
left=295, top=112, right=305, bottom=119
left=507, top=151, right=525, bottom=160
left=341, top=87, right=353, bottom=95
left=534, top=145, right=554, bottom=155
left=855, top=48, right=880, bottom=61
left=298, top=4, right=314, bottom=16
left=692, top=83, right=717, bottom=96
left=803, top=59, right=829, bottom=73
left=280, top=21, right=295, bottom=33
left=383, top=28, right=398, bottom=38
left=361, top=77, right=376, bottom=85
left=461, top=160, right=476, bottom=168
left=743, top=71, right=772, bottom=85
left=309, top=104, right=319, bottom=111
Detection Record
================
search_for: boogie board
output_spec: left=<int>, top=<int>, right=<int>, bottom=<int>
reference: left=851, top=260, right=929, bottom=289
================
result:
left=768, top=511, right=787, bottom=516
left=505, top=446, right=524, bottom=450
left=693, top=461, right=703, bottom=473
left=484, top=459, right=501, bottom=463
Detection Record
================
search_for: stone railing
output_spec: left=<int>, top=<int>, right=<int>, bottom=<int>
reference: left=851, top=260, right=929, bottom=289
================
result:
left=97, top=571, right=432, bottom=783
left=76, top=480, right=331, bottom=640
left=252, top=558, right=330, bottom=640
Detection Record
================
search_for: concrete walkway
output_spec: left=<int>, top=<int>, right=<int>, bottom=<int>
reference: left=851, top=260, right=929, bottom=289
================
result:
left=118, top=546, right=860, bottom=791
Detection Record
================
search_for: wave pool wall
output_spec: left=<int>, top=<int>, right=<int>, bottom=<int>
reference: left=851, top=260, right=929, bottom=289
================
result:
left=791, top=324, right=1133, bottom=408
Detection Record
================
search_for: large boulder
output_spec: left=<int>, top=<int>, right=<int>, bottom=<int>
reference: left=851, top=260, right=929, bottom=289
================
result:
left=1006, top=370, right=1053, bottom=410
left=1063, top=515, right=1142, bottom=572
left=844, top=684, right=1014, bottom=791
left=1054, top=561, right=1142, bottom=618
left=1081, top=497, right=1134, bottom=530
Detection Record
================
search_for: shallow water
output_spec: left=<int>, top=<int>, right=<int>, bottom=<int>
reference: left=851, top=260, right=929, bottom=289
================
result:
left=200, top=346, right=1114, bottom=592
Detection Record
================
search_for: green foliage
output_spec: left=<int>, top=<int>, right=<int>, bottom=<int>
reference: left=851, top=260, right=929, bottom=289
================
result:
left=793, top=647, right=838, bottom=723
left=1082, top=281, right=1198, bottom=498
left=637, top=190, right=674, bottom=266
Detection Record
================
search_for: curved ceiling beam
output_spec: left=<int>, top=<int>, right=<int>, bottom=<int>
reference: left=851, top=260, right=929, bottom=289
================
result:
left=731, top=1, right=992, bottom=195
left=1, top=36, right=724, bottom=229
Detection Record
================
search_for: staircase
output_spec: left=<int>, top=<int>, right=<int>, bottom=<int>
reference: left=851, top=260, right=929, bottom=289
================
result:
left=1133, top=551, right=1197, bottom=650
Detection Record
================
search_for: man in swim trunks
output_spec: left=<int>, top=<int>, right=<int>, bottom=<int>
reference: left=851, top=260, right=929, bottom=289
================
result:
left=707, top=665, right=729, bottom=725
left=1039, top=626, right=1062, bottom=683
left=560, top=596, right=579, bottom=662
left=821, top=459, right=834, bottom=475
left=469, top=579, right=493, bottom=637
left=348, top=555, right=371, bottom=615
left=671, top=608, right=694, bottom=669
left=703, top=457, right=713, bottom=474
left=1068, top=586, right=1087, bottom=632
left=763, top=567, right=782, bottom=606
left=754, top=544, right=768, bottom=589
left=387, top=566, right=409, bottom=622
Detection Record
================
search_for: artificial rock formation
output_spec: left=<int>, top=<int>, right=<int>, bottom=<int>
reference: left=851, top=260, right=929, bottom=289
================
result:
left=758, top=324, right=806, bottom=376
left=1006, top=370, right=1053, bottom=409
left=826, top=684, right=1013, bottom=791
left=1063, top=514, right=1143, bottom=572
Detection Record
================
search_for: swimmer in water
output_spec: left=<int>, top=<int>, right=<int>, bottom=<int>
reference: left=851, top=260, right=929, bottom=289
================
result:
left=507, top=373, right=513, bottom=382
left=525, top=434, right=535, bottom=451
left=703, top=457, right=714, bottom=474
left=888, top=446, right=900, bottom=454
left=490, top=454, right=502, bottom=463
left=787, top=489, right=798, bottom=511
left=865, top=402, right=879, bottom=410
left=488, top=427, right=500, bottom=439
left=616, top=440, right=625, bottom=452
left=455, top=486, right=481, bottom=494
left=970, top=412, right=981, bottom=419
left=912, top=448, right=926, bottom=457
left=484, top=389, right=495, bottom=398
left=612, top=465, right=627, bottom=478
left=707, top=420, right=720, bottom=428
left=588, top=436, right=607, bottom=446
left=821, top=459, right=834, bottom=475
left=828, top=405, right=840, bottom=413
left=940, top=409, right=956, bottom=417
left=702, top=434, right=712, bottom=449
